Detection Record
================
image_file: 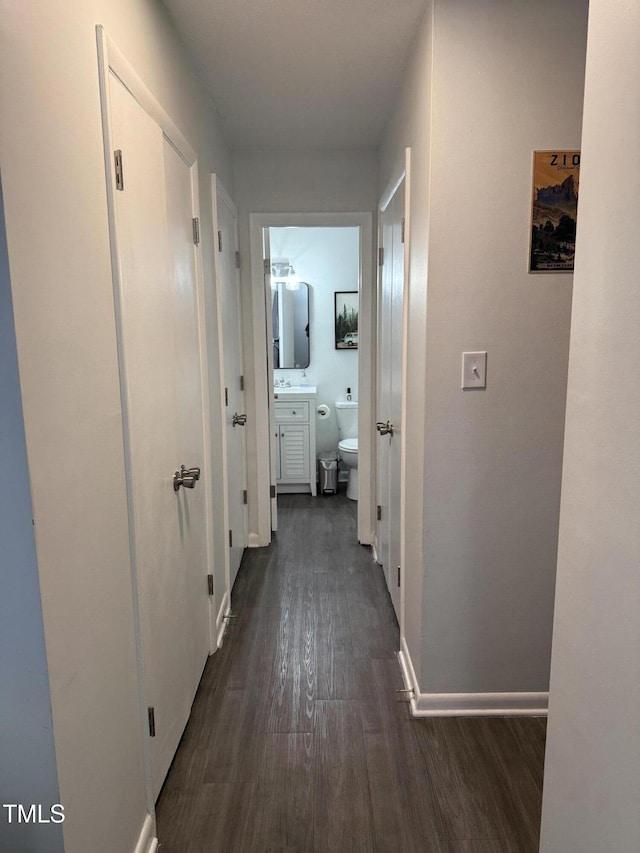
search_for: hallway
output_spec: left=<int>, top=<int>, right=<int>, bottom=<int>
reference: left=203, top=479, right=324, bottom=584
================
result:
left=155, top=494, right=546, bottom=852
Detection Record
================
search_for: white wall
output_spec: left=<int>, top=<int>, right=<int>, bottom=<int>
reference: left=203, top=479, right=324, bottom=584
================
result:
left=234, top=151, right=377, bottom=540
left=0, top=2, right=232, bottom=851
left=540, top=2, right=640, bottom=849
left=271, top=226, right=360, bottom=453
left=381, top=0, right=589, bottom=700
left=234, top=150, right=379, bottom=215
left=0, top=182, right=64, bottom=853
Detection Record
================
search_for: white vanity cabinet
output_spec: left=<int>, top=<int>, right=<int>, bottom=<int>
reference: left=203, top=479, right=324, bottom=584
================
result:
left=273, top=388, right=317, bottom=496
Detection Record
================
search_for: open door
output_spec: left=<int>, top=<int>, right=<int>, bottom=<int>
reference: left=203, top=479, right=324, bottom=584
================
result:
left=262, top=228, right=278, bottom=533
left=376, top=167, right=407, bottom=621
left=214, top=180, right=248, bottom=589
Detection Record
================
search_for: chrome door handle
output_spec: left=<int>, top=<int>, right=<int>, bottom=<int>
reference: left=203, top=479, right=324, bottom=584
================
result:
left=181, top=465, right=200, bottom=481
left=174, top=465, right=198, bottom=491
left=173, top=472, right=197, bottom=491
left=376, top=420, right=394, bottom=436
left=232, top=413, right=247, bottom=427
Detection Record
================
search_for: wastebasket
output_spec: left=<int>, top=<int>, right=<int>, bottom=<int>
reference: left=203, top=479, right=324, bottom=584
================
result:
left=318, top=451, right=338, bottom=494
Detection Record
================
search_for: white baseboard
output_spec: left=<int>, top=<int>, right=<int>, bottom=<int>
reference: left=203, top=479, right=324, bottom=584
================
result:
left=398, top=637, right=548, bottom=717
left=134, top=814, right=158, bottom=853
left=359, top=529, right=375, bottom=547
left=398, top=636, right=419, bottom=701
left=216, top=590, right=230, bottom=649
left=411, top=691, right=548, bottom=717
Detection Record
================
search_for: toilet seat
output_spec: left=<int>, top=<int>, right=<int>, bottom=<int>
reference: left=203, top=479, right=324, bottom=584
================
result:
left=338, top=438, right=358, bottom=453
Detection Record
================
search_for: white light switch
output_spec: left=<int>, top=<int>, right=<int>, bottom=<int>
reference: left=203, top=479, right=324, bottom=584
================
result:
left=462, top=351, right=487, bottom=389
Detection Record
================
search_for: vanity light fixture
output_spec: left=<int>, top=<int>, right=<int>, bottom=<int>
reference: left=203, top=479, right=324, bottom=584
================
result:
left=271, top=259, right=300, bottom=290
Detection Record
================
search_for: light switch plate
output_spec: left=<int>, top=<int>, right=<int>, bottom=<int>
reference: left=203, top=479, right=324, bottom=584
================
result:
left=462, top=351, right=487, bottom=389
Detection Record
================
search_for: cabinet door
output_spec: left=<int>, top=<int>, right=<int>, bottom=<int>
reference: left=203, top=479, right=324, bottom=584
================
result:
left=280, top=424, right=310, bottom=481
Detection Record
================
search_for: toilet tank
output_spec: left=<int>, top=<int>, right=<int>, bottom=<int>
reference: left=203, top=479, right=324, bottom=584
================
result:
left=335, top=400, right=358, bottom=438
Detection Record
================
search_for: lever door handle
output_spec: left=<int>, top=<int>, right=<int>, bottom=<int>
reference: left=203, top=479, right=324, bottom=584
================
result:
left=174, top=465, right=199, bottom=491
left=233, top=413, right=247, bottom=427
left=376, top=420, right=394, bottom=436
left=174, top=471, right=196, bottom=491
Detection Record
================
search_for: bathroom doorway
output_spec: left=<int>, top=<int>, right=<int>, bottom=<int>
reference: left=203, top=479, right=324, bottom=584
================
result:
left=248, top=213, right=374, bottom=545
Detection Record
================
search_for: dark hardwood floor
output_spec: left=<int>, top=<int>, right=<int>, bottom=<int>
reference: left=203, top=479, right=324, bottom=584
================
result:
left=156, top=491, right=546, bottom=852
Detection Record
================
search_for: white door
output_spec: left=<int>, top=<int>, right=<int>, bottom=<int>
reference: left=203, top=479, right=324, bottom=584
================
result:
left=215, top=184, right=248, bottom=588
left=377, top=207, right=393, bottom=577
left=263, top=228, right=278, bottom=532
left=376, top=175, right=406, bottom=620
left=109, top=75, right=210, bottom=798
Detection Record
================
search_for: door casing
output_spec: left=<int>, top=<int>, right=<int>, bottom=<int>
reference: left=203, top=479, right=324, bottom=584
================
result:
left=247, top=212, right=375, bottom=546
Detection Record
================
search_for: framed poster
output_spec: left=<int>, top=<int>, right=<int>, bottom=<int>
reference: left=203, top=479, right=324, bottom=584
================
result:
left=529, top=150, right=580, bottom=273
left=334, top=291, right=359, bottom=349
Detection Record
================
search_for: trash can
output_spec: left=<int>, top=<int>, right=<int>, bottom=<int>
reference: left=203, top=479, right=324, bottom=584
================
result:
left=318, top=451, right=338, bottom=494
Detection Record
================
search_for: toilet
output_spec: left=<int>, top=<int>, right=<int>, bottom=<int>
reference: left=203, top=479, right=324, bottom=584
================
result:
left=335, top=400, right=358, bottom=500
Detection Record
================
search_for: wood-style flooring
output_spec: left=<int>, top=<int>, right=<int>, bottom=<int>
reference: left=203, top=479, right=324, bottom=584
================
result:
left=156, top=492, right=546, bottom=852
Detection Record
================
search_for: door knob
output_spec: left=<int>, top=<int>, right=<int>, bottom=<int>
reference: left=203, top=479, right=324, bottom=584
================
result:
left=376, top=420, right=394, bottom=436
left=233, top=412, right=247, bottom=427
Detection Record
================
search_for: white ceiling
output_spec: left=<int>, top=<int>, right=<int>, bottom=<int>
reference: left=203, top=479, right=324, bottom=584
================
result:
left=162, top=0, right=428, bottom=150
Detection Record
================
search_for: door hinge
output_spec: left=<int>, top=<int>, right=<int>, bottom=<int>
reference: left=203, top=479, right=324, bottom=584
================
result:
left=114, top=149, right=124, bottom=191
left=229, top=529, right=233, bottom=548
left=401, top=217, right=406, bottom=244
left=264, top=258, right=271, bottom=275
left=377, top=505, right=382, bottom=521
left=218, top=230, right=223, bottom=252
left=270, top=484, right=276, bottom=499
left=397, top=566, right=401, bottom=587
left=192, top=217, right=200, bottom=245
left=243, top=489, right=248, bottom=505
left=240, top=375, right=245, bottom=391
left=225, top=387, right=228, bottom=407
left=235, top=250, right=241, bottom=269
left=207, top=574, right=214, bottom=596
left=378, top=247, right=384, bottom=266
left=148, top=707, right=156, bottom=738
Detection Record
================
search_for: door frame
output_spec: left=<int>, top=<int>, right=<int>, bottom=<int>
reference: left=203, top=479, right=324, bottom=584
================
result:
left=97, top=26, right=217, bottom=813
left=248, top=212, right=375, bottom=546
left=376, top=148, right=411, bottom=641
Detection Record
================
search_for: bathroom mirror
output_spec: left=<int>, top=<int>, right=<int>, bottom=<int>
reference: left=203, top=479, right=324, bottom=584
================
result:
left=271, top=281, right=310, bottom=369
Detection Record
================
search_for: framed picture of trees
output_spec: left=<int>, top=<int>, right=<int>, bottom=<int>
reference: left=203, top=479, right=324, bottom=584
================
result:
left=529, top=150, right=580, bottom=273
left=334, top=291, right=359, bottom=349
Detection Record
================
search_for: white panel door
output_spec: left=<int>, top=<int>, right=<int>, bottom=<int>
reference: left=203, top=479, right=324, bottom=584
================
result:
left=377, top=206, right=393, bottom=577
left=388, top=181, right=405, bottom=619
left=263, top=228, right=278, bottom=533
left=377, top=177, right=405, bottom=620
left=109, top=75, right=210, bottom=798
left=216, top=186, right=248, bottom=588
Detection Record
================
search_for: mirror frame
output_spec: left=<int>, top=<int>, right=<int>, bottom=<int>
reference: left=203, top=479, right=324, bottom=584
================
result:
left=271, top=280, right=310, bottom=369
